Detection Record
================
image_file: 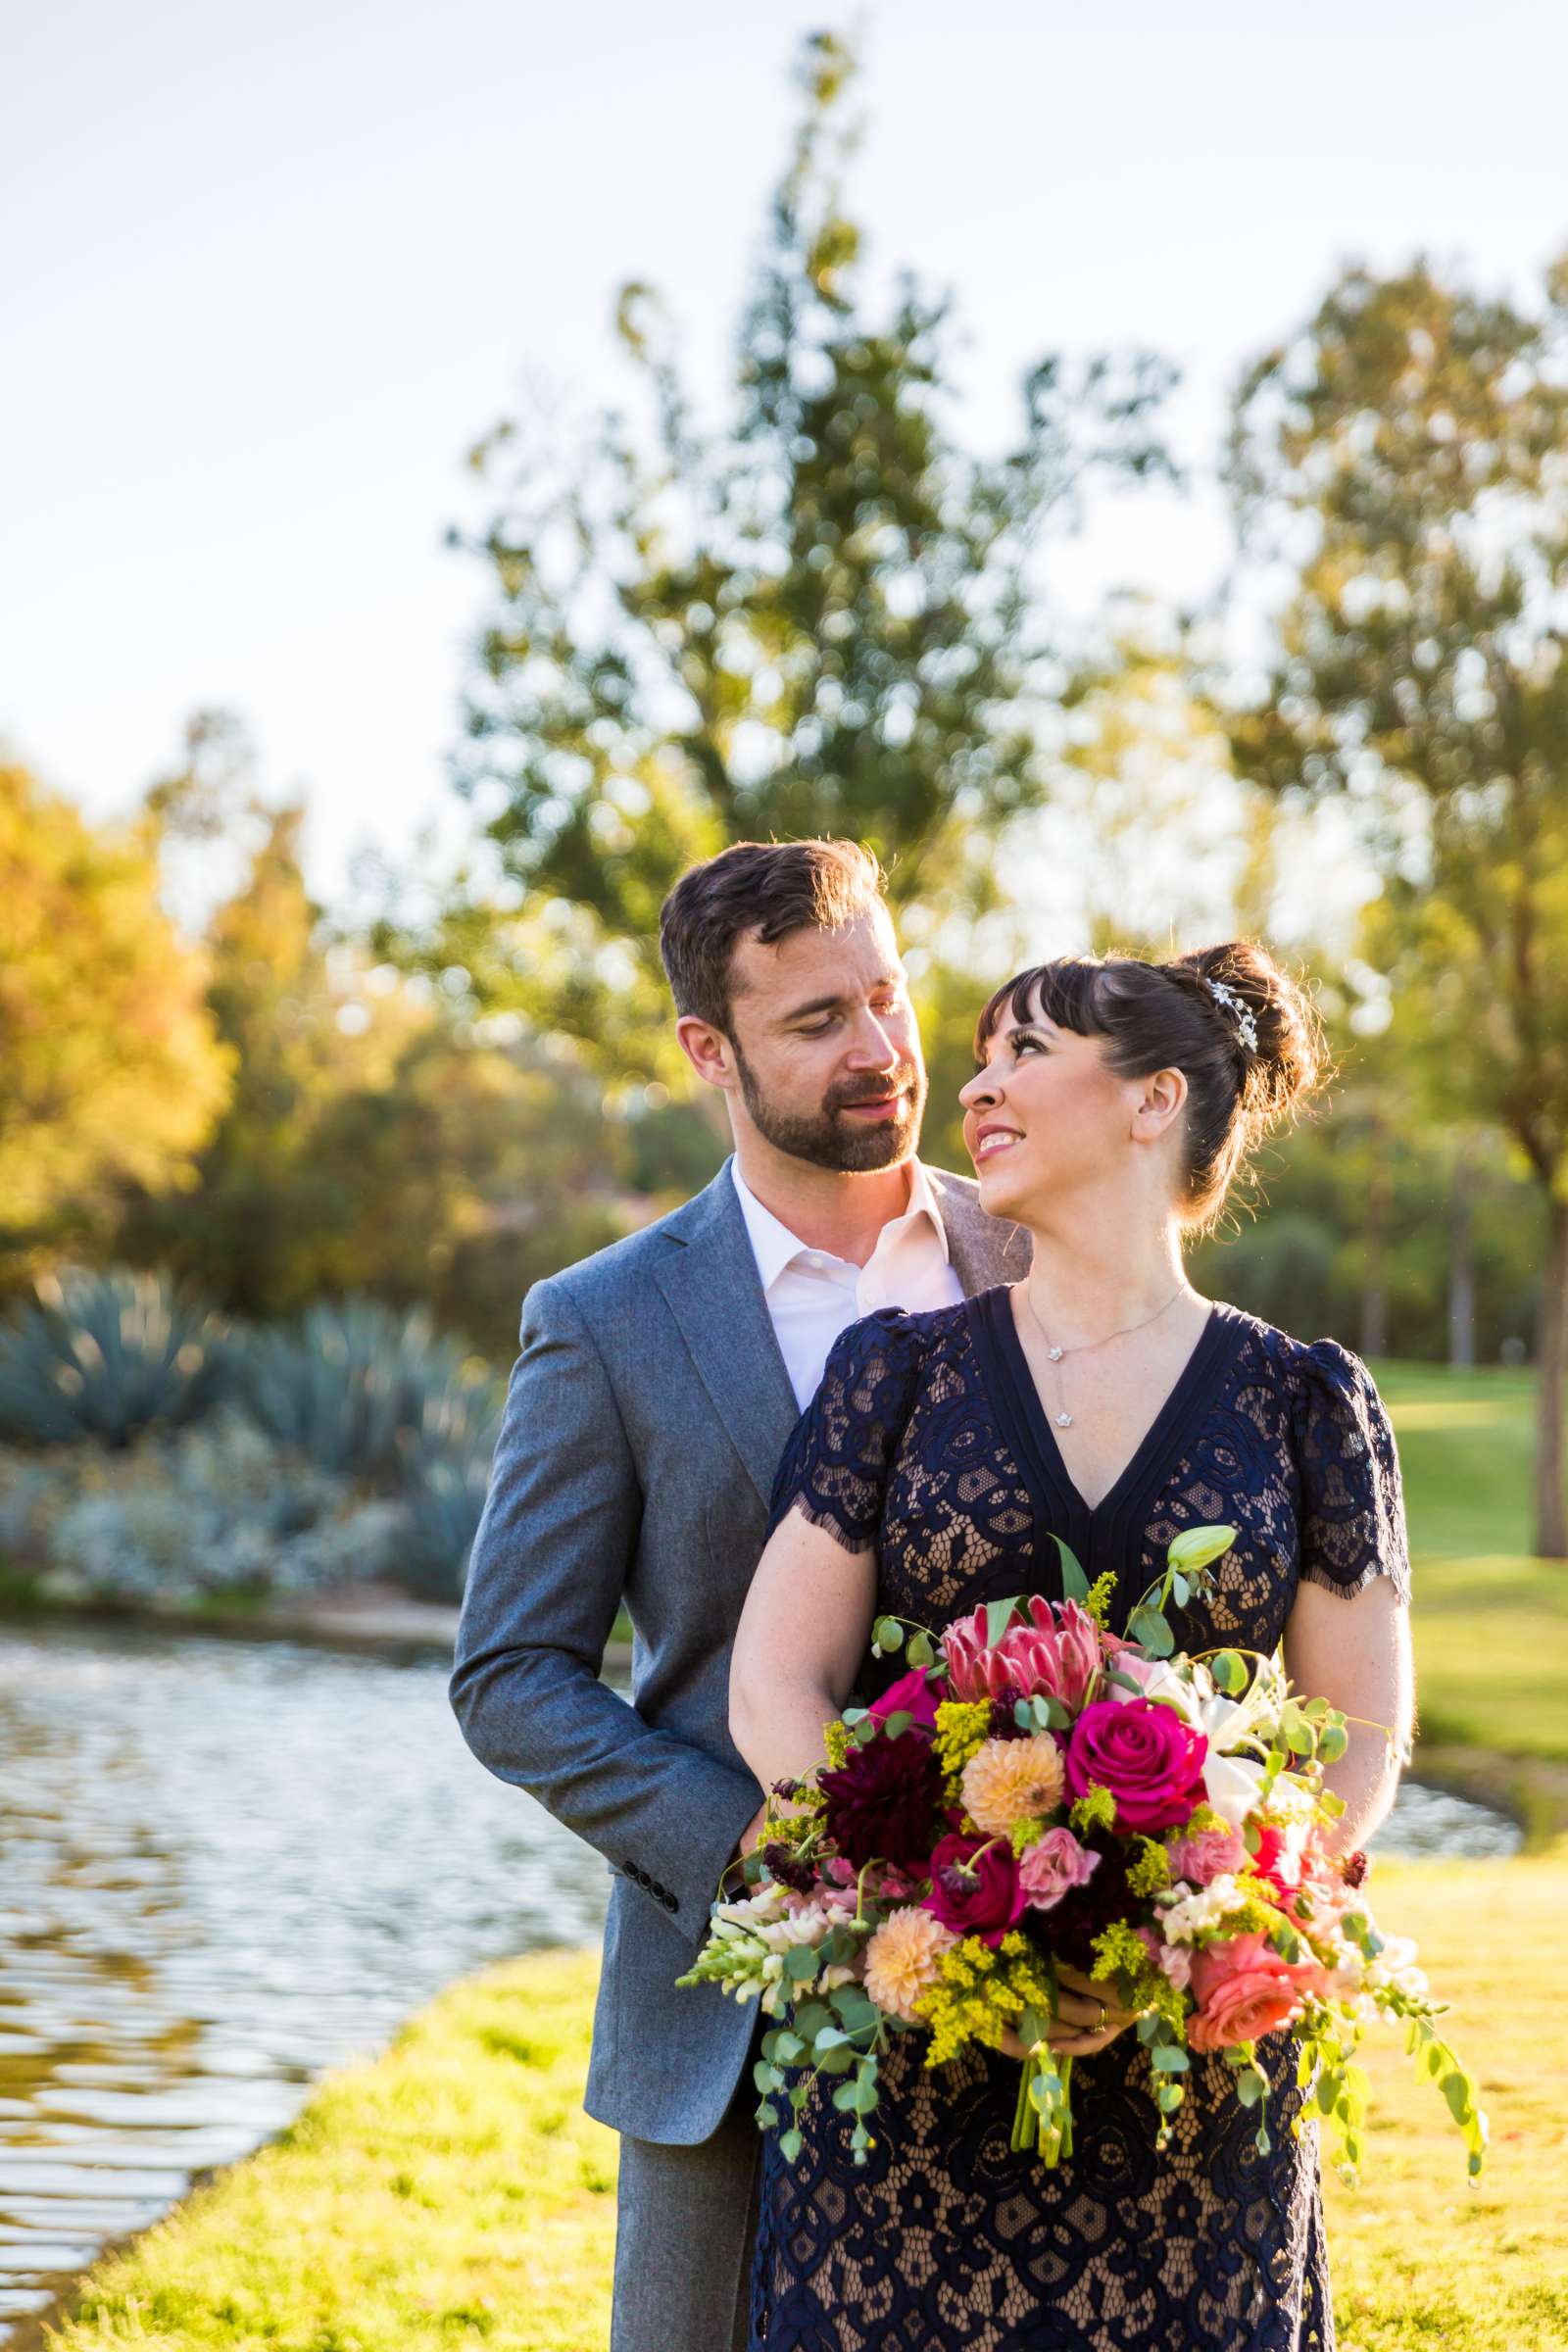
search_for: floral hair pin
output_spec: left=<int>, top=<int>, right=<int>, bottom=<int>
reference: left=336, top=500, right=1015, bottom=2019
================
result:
left=1204, top=978, right=1259, bottom=1054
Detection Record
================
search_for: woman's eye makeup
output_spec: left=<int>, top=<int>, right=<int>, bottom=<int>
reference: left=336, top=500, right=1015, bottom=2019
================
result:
left=971, top=1028, right=1047, bottom=1076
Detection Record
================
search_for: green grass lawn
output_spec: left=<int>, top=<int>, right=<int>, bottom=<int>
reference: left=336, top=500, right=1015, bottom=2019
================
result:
left=39, top=1859, right=1568, bottom=2352
left=1371, top=1364, right=1568, bottom=1832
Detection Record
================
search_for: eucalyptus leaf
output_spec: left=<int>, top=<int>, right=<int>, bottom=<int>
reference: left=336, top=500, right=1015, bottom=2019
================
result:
left=1443, top=2072, right=1476, bottom=2126
left=906, top=1630, right=934, bottom=1668
left=779, top=2127, right=803, bottom=2164
left=1127, top=1604, right=1174, bottom=1658
left=1210, top=1649, right=1249, bottom=1694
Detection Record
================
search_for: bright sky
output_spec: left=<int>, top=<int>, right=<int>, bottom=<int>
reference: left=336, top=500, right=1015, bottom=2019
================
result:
left=6, top=0, right=1565, bottom=906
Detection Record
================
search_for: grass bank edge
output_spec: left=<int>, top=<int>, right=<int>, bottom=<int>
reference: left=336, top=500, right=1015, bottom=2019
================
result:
left=36, top=1858, right=1568, bottom=2352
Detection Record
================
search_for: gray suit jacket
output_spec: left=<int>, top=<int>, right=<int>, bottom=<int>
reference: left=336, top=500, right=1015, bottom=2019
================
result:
left=450, top=1156, right=1026, bottom=2144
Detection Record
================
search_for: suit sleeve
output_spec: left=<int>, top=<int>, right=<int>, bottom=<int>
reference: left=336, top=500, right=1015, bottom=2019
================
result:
left=449, top=1275, right=762, bottom=1941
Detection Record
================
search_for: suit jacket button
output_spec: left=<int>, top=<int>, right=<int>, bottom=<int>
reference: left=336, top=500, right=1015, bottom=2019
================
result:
left=662, top=1892, right=677, bottom=1912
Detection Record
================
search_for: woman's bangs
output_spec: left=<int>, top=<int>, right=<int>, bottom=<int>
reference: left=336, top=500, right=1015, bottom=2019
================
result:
left=972, top=959, right=1106, bottom=1059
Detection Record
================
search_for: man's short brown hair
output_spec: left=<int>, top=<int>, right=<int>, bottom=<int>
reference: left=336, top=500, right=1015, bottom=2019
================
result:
left=659, top=839, right=888, bottom=1033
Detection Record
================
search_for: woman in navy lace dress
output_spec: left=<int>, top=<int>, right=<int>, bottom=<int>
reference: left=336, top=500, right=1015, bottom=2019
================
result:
left=729, top=944, right=1413, bottom=2352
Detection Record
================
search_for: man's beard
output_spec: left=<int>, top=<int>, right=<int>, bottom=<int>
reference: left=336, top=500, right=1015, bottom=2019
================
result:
left=732, top=1045, right=927, bottom=1173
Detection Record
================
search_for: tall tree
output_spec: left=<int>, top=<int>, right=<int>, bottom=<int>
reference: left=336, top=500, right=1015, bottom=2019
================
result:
left=1224, top=253, right=1568, bottom=1552
left=433, top=31, right=1172, bottom=1079
left=0, top=758, right=231, bottom=1280
left=123, top=799, right=427, bottom=1317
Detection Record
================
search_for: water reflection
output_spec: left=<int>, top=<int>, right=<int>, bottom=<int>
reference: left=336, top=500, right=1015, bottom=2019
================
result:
left=0, top=1621, right=609, bottom=2336
left=0, top=1618, right=1522, bottom=2339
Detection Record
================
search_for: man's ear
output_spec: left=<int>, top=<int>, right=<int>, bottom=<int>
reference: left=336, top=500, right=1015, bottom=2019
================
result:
left=1132, top=1063, right=1187, bottom=1142
left=676, top=1013, right=739, bottom=1094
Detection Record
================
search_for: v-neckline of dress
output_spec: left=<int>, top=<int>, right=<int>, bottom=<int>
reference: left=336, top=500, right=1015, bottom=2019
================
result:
left=965, top=1285, right=1246, bottom=1594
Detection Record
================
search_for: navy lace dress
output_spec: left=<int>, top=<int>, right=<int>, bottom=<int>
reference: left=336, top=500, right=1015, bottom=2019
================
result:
left=748, top=1288, right=1409, bottom=2352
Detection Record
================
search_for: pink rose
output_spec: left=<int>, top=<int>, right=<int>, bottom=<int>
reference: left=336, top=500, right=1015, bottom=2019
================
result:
left=1187, top=1932, right=1329, bottom=2052
left=1020, top=1815, right=1104, bottom=1909
left=924, top=1831, right=1027, bottom=1947
left=942, top=1598, right=1106, bottom=1712
left=1017, top=1825, right=1101, bottom=1912
left=1167, top=1827, right=1248, bottom=1886
left=1064, top=1698, right=1208, bottom=1836
left=869, top=1666, right=941, bottom=1735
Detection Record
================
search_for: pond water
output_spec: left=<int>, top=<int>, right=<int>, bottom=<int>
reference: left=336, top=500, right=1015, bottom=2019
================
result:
left=0, top=1619, right=1523, bottom=2340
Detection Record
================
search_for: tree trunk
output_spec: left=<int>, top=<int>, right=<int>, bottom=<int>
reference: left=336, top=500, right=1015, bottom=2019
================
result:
left=1536, top=1194, right=1568, bottom=1560
left=1361, top=1115, right=1390, bottom=1360
left=1447, top=1139, right=1476, bottom=1370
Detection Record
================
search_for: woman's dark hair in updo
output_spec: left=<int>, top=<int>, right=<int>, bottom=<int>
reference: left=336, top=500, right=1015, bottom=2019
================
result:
left=973, top=942, right=1327, bottom=1233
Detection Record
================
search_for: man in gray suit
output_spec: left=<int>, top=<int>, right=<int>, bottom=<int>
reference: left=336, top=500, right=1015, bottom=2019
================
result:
left=450, top=839, right=1024, bottom=2352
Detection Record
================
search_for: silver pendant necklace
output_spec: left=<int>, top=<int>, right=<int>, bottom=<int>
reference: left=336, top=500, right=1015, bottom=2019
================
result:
left=1018, top=1279, right=1193, bottom=1429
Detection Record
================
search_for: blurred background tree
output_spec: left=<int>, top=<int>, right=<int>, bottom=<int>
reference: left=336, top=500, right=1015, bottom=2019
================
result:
left=0, top=756, right=231, bottom=1290
left=393, top=29, right=1173, bottom=1098
left=1224, top=253, right=1568, bottom=1551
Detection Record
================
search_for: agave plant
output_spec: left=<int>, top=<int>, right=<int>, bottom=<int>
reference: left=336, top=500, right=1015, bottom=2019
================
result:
left=0, top=1267, right=227, bottom=1448
left=229, top=1297, right=503, bottom=1493
left=400, top=1448, right=496, bottom=1602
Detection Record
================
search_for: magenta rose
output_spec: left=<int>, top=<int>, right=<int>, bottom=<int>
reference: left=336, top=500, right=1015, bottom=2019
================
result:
left=924, top=1831, right=1027, bottom=1947
left=868, top=1666, right=941, bottom=1735
left=1064, top=1697, right=1208, bottom=1835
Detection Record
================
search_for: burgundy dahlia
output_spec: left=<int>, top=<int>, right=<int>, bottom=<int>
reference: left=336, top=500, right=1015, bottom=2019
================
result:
left=819, top=1731, right=943, bottom=1869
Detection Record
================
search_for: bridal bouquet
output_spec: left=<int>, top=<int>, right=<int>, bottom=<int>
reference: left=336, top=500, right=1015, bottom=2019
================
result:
left=678, top=1530, right=1486, bottom=2180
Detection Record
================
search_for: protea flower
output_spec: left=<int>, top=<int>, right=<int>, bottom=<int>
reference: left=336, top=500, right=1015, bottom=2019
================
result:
left=942, top=1597, right=1106, bottom=1712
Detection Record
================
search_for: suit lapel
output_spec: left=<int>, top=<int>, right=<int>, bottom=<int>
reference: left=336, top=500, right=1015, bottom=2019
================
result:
left=931, top=1168, right=1030, bottom=1298
left=654, top=1164, right=802, bottom=1510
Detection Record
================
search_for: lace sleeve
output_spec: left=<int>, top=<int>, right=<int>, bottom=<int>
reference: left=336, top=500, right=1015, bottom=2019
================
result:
left=765, top=1308, right=927, bottom=1553
left=1291, top=1339, right=1410, bottom=1604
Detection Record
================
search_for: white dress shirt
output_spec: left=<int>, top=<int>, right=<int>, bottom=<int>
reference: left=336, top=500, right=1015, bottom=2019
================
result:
left=730, top=1157, right=964, bottom=1411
